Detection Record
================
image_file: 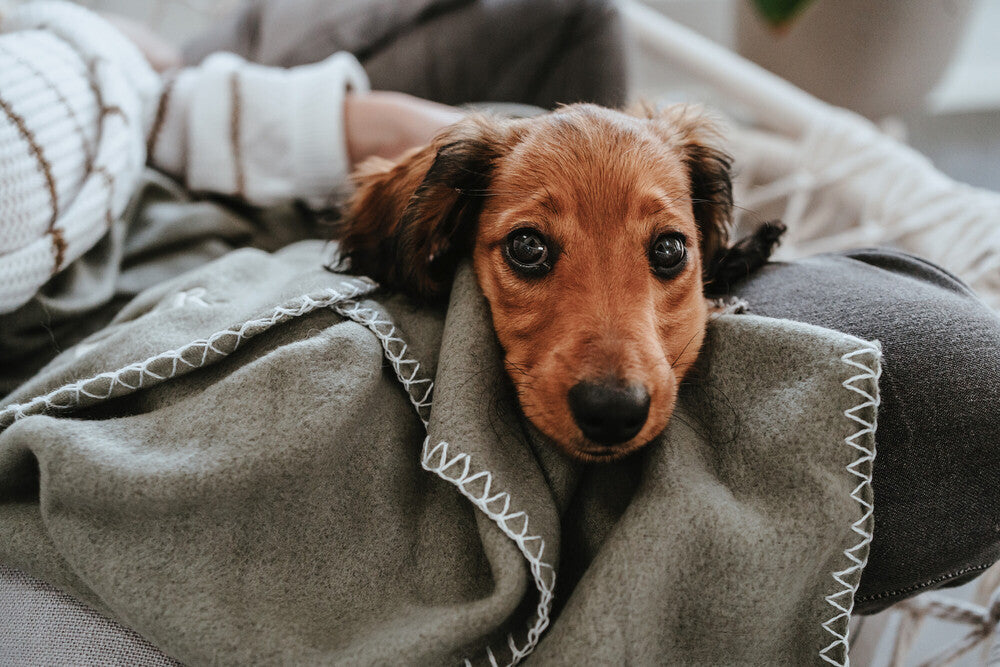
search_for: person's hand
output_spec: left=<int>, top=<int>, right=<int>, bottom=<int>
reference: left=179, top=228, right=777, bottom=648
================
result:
left=102, top=13, right=182, bottom=73
left=344, top=91, right=465, bottom=167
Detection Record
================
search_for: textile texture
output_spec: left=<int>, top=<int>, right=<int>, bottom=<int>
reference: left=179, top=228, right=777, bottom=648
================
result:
left=0, top=563, right=179, bottom=666
left=182, top=0, right=629, bottom=110
left=0, top=169, right=319, bottom=397
left=149, top=50, right=369, bottom=207
left=0, top=233, right=879, bottom=665
left=732, top=250, right=1000, bottom=613
left=0, top=1, right=160, bottom=314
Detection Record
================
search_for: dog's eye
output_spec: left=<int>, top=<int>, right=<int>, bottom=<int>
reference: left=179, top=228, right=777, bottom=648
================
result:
left=504, top=228, right=552, bottom=276
left=650, top=233, right=688, bottom=278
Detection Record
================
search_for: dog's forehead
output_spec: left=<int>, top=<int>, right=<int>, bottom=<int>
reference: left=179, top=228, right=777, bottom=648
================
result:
left=489, top=109, right=693, bottom=225
left=513, top=108, right=675, bottom=162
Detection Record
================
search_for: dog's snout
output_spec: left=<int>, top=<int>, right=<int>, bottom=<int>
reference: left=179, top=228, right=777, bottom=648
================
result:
left=568, top=380, right=650, bottom=445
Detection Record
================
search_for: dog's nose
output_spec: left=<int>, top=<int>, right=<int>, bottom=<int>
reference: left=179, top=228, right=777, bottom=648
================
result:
left=568, top=380, right=650, bottom=445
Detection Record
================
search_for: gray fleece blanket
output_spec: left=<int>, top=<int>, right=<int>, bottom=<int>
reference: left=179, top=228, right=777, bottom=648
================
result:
left=0, top=223, right=880, bottom=664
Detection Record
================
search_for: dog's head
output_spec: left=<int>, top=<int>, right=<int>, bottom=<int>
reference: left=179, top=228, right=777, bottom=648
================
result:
left=337, top=103, right=751, bottom=462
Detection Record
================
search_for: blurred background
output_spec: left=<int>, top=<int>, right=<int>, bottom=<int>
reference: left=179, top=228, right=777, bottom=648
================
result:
left=66, top=0, right=1000, bottom=193
left=633, top=0, right=1000, bottom=193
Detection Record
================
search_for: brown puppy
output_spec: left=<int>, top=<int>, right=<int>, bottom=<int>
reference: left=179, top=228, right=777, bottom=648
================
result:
left=335, top=103, right=778, bottom=462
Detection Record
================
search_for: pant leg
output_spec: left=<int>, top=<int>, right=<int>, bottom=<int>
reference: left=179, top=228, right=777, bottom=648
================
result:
left=731, top=248, right=1000, bottom=614
left=183, top=0, right=470, bottom=68
left=359, top=0, right=628, bottom=108
left=184, top=0, right=628, bottom=109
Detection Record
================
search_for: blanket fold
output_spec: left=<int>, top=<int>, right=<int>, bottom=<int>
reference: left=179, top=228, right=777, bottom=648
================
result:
left=1, top=235, right=879, bottom=665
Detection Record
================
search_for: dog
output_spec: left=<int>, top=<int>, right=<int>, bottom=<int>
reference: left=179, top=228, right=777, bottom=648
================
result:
left=334, top=103, right=782, bottom=462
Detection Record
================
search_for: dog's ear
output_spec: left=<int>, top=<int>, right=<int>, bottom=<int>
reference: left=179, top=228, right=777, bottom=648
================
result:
left=704, top=220, right=786, bottom=296
left=334, top=114, right=510, bottom=300
left=633, top=103, right=734, bottom=282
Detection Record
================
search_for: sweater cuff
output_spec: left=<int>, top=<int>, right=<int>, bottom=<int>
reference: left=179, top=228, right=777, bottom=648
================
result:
left=147, top=68, right=195, bottom=180
left=149, top=51, right=369, bottom=206
left=290, top=52, right=370, bottom=204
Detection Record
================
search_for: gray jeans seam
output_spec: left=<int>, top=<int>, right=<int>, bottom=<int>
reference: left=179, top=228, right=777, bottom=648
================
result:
left=856, top=561, right=997, bottom=604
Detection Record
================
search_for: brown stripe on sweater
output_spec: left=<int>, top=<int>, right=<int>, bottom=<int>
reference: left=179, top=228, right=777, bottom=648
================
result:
left=147, top=73, right=176, bottom=159
left=82, top=56, right=108, bottom=121
left=229, top=71, right=246, bottom=199
left=48, top=227, right=67, bottom=272
left=33, top=36, right=133, bottom=151
left=30, top=29, right=120, bottom=163
left=0, top=93, right=59, bottom=228
left=101, top=105, right=128, bottom=123
left=83, top=58, right=131, bottom=128
left=92, top=165, right=116, bottom=227
left=0, top=41, right=97, bottom=170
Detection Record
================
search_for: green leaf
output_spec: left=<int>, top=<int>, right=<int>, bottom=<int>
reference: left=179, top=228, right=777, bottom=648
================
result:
left=752, top=0, right=816, bottom=26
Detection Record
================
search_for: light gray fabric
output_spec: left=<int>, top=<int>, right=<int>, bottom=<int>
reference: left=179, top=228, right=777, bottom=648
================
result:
left=0, top=169, right=319, bottom=397
left=0, top=230, right=879, bottom=665
left=0, top=563, right=178, bottom=666
left=732, top=250, right=1000, bottom=612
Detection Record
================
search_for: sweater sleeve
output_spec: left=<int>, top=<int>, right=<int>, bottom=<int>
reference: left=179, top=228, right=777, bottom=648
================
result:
left=148, top=51, right=369, bottom=207
left=0, top=1, right=159, bottom=314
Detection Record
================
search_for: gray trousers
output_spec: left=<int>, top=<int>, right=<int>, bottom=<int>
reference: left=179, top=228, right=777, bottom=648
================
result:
left=183, top=0, right=629, bottom=109
left=733, top=249, right=1000, bottom=613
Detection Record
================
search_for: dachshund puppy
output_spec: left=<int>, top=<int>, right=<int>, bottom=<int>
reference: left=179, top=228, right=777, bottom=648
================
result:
left=335, top=103, right=781, bottom=461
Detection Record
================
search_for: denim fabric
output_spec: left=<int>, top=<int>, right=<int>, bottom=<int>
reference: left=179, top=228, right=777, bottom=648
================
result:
left=732, top=249, right=1000, bottom=613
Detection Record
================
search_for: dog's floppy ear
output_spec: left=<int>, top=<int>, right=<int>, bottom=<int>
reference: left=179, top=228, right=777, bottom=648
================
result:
left=334, top=114, right=509, bottom=300
left=704, top=220, right=786, bottom=296
left=633, top=103, right=734, bottom=282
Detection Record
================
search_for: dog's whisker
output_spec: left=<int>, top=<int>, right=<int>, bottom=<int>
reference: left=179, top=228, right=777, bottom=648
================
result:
left=669, top=331, right=702, bottom=368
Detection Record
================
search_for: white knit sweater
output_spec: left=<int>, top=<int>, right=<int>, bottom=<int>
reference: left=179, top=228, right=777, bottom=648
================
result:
left=0, top=1, right=369, bottom=314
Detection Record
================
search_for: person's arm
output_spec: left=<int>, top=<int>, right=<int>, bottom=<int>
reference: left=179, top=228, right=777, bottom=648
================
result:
left=147, top=51, right=368, bottom=207
left=147, top=52, right=465, bottom=207
left=343, top=91, right=465, bottom=166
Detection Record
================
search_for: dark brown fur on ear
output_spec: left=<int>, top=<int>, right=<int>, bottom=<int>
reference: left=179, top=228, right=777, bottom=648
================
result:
left=334, top=115, right=509, bottom=300
left=633, top=103, right=734, bottom=283
left=704, top=220, right=786, bottom=296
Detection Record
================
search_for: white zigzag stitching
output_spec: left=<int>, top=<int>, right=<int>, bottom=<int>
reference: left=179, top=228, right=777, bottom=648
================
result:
left=0, top=280, right=376, bottom=428
left=423, top=436, right=555, bottom=667
left=819, top=343, right=882, bottom=666
left=0, top=278, right=555, bottom=665
left=335, top=300, right=554, bottom=666
left=331, top=300, right=433, bottom=427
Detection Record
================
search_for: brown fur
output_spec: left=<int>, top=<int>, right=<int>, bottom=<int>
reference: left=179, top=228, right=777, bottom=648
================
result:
left=336, top=104, right=736, bottom=461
